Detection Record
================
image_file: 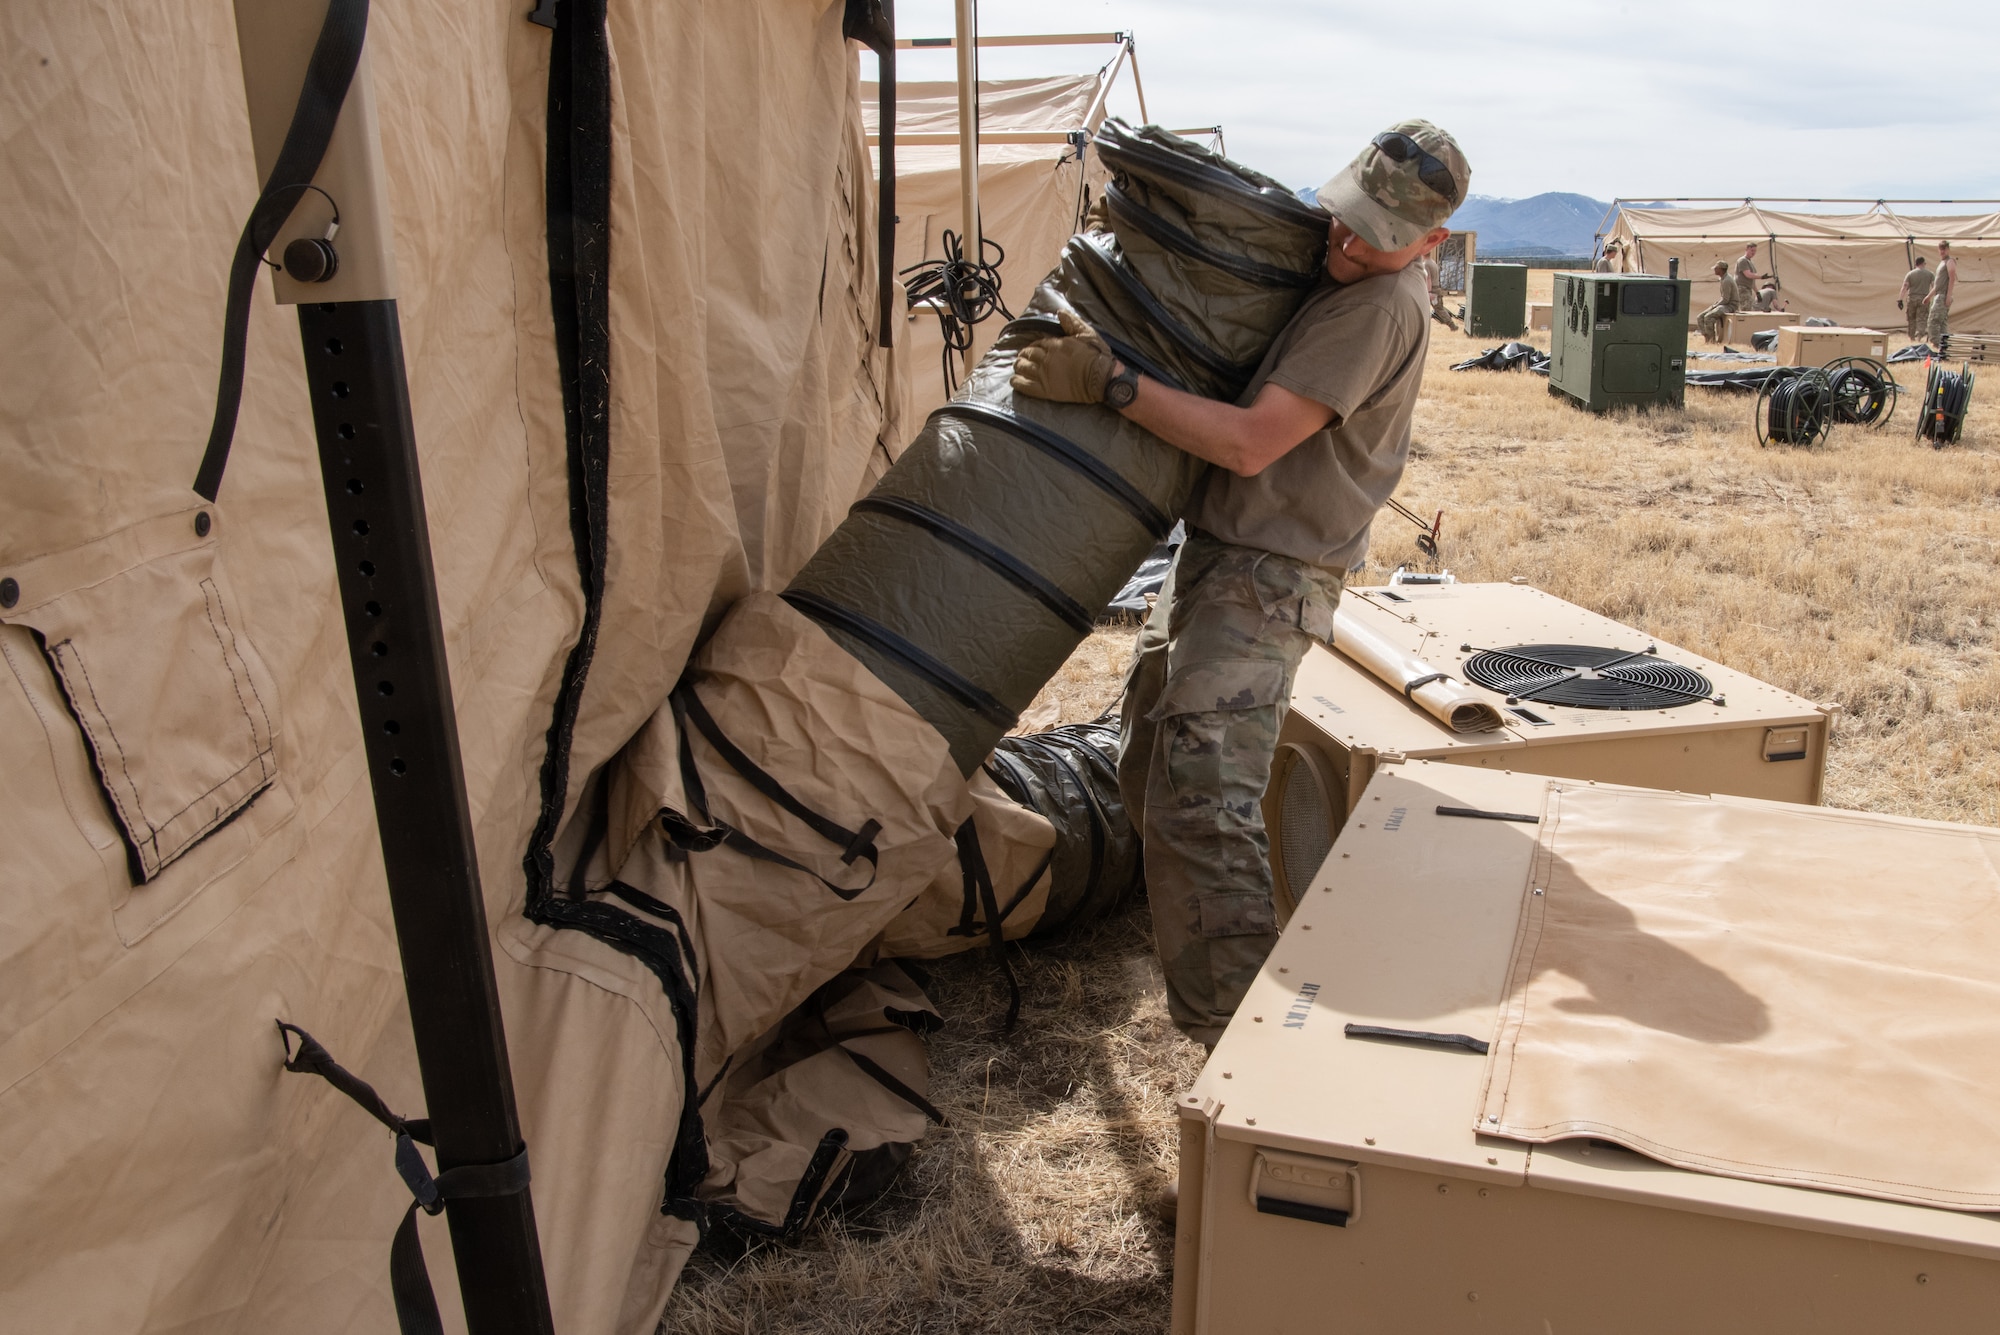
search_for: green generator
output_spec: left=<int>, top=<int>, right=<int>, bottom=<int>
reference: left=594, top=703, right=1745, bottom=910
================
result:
left=1548, top=272, right=1691, bottom=412
left=1466, top=262, right=1528, bottom=337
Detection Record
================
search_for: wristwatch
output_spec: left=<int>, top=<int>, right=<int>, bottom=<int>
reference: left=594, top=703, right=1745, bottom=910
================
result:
left=1103, top=363, right=1140, bottom=409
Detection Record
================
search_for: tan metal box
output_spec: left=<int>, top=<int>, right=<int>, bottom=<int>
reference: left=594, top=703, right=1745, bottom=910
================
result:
left=1723, top=310, right=1796, bottom=344
left=1175, top=761, right=2000, bottom=1335
left=1527, top=300, right=1552, bottom=332
left=1774, top=325, right=1890, bottom=366
left=1263, top=583, right=1832, bottom=918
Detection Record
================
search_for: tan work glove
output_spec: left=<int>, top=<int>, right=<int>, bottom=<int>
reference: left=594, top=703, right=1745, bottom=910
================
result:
left=1011, top=310, right=1116, bottom=404
left=1082, top=193, right=1111, bottom=235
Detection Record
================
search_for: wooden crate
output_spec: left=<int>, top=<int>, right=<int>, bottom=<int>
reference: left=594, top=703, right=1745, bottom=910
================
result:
left=1775, top=326, right=1891, bottom=366
left=1724, top=311, right=1798, bottom=344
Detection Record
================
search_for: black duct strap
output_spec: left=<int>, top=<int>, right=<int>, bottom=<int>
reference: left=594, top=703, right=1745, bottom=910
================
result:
left=954, top=817, right=1021, bottom=1032
left=1068, top=232, right=1257, bottom=390
left=852, top=495, right=1096, bottom=634
left=931, top=401, right=1172, bottom=539
left=1102, top=181, right=1320, bottom=289
left=655, top=685, right=880, bottom=901
left=192, top=0, right=370, bottom=500
left=1402, top=671, right=1448, bottom=698
left=842, top=1046, right=949, bottom=1126
left=782, top=589, right=1019, bottom=729
left=278, top=1022, right=532, bottom=1335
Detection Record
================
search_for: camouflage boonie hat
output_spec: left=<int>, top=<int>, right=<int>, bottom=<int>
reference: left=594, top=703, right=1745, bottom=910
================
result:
left=1316, top=119, right=1470, bottom=252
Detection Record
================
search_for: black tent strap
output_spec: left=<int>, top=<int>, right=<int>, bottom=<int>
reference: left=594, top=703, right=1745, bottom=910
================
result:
left=781, top=589, right=1019, bottom=729
left=851, top=495, right=1095, bottom=634
left=1102, top=181, right=1319, bottom=289
left=658, top=686, right=880, bottom=901
left=1068, top=232, right=1256, bottom=390
left=277, top=1022, right=532, bottom=1335
left=953, top=817, right=1021, bottom=1032
left=931, top=400, right=1171, bottom=538
left=193, top=0, right=370, bottom=500
left=1402, top=671, right=1448, bottom=698
left=842, top=1045, right=950, bottom=1126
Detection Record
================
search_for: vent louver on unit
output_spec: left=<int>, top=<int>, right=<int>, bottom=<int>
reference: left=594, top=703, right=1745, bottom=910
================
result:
left=1461, top=644, right=1717, bottom=710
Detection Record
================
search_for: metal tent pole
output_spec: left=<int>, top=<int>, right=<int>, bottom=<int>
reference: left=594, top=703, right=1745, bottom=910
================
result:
left=954, top=0, right=980, bottom=259
left=230, top=2, right=554, bottom=1329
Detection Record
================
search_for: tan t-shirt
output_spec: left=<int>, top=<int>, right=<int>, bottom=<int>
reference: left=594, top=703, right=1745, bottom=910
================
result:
left=1186, top=264, right=1430, bottom=571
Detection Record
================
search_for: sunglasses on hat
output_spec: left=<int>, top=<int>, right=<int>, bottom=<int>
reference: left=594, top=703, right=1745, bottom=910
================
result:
left=1372, top=131, right=1458, bottom=201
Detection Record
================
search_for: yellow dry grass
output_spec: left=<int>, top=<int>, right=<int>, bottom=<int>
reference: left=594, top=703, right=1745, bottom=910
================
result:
left=663, top=327, right=1998, bottom=1333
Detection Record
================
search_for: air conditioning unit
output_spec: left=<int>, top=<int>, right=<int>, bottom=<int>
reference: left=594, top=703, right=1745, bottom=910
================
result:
left=1548, top=272, right=1690, bottom=411
left=1263, top=582, right=1832, bottom=920
left=1465, top=261, right=1527, bottom=338
left=1174, top=760, right=2000, bottom=1335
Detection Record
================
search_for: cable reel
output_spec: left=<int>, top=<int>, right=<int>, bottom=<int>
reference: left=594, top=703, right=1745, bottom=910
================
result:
left=1824, top=355, right=1898, bottom=430
left=1916, top=360, right=1975, bottom=448
left=1754, top=367, right=1835, bottom=448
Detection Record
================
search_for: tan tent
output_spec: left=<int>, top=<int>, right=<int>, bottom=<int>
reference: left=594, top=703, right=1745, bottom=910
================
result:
left=0, top=0, right=907, bottom=1330
left=1605, top=203, right=2000, bottom=336
left=864, top=73, right=1114, bottom=419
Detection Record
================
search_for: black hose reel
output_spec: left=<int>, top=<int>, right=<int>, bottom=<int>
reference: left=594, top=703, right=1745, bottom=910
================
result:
left=1916, top=361, right=1976, bottom=448
left=1756, top=357, right=1900, bottom=447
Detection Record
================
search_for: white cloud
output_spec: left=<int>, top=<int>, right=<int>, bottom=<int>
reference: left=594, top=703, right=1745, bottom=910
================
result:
left=884, top=0, right=2000, bottom=203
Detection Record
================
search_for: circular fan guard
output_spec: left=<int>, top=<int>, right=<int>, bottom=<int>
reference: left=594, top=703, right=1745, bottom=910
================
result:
left=1463, top=643, right=1714, bottom=710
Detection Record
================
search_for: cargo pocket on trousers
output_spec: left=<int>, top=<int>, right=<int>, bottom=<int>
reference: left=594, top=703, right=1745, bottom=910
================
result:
left=1197, top=890, right=1276, bottom=939
left=1145, top=658, right=1291, bottom=722
left=0, top=507, right=287, bottom=937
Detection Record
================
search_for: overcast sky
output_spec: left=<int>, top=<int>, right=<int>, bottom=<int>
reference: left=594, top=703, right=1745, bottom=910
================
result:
left=885, top=0, right=2000, bottom=208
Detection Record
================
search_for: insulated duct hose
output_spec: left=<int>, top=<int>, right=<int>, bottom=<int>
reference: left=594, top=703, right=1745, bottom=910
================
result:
left=785, top=121, right=1328, bottom=772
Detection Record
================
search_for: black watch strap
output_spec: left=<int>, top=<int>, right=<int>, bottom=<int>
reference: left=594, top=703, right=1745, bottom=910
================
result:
left=1103, top=363, right=1139, bottom=409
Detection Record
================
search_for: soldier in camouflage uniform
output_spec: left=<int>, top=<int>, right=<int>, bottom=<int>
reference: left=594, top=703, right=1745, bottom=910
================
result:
left=1928, top=241, right=1956, bottom=347
left=1899, top=257, right=1934, bottom=343
left=1013, top=120, right=1469, bottom=1043
left=1697, top=262, right=1739, bottom=343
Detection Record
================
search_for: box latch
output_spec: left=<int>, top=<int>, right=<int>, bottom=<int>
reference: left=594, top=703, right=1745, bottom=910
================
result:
left=1763, top=725, right=1809, bottom=762
left=1251, top=1148, right=1359, bottom=1228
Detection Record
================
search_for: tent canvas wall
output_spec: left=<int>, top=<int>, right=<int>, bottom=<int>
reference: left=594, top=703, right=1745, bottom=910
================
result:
left=864, top=74, right=1113, bottom=419
left=0, top=1, right=903, bottom=1330
left=1605, top=204, right=2000, bottom=337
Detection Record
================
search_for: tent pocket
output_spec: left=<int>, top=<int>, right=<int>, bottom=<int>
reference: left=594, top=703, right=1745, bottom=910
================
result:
left=0, top=508, right=282, bottom=905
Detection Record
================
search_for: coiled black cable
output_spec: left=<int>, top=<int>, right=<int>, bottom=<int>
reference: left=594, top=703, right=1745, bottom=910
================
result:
left=1825, top=356, right=1897, bottom=429
left=1755, top=367, right=1834, bottom=447
left=1917, top=361, right=1975, bottom=447
left=901, top=229, right=1012, bottom=396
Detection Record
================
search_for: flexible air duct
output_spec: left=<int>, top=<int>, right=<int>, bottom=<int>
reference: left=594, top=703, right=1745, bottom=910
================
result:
left=784, top=121, right=1329, bottom=772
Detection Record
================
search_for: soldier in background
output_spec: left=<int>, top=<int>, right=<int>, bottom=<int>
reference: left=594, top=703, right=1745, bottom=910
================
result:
left=1927, top=241, right=1956, bottom=348
left=1735, top=242, right=1767, bottom=295
left=1753, top=280, right=1783, bottom=312
left=1899, top=256, right=1934, bottom=344
left=1697, top=261, right=1739, bottom=343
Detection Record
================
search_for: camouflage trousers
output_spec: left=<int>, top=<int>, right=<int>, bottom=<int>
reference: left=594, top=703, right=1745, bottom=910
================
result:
left=1117, top=534, right=1345, bottom=1045
left=1907, top=302, right=1928, bottom=344
left=1928, top=298, right=1950, bottom=346
left=1696, top=302, right=1732, bottom=344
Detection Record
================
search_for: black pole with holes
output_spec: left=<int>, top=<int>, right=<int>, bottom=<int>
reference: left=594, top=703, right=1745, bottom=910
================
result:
left=296, top=298, right=556, bottom=1335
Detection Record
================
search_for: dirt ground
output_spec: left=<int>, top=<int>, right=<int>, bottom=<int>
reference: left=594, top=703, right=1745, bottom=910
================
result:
left=662, top=321, right=1996, bottom=1333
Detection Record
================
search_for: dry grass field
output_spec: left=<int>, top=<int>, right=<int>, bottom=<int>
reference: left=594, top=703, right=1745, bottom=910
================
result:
left=663, top=319, right=1997, bottom=1334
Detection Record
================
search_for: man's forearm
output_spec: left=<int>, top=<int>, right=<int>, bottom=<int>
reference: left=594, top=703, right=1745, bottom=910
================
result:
left=1117, top=373, right=1268, bottom=474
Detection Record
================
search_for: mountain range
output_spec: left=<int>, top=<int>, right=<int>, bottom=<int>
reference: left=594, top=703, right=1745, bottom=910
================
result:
left=1444, top=192, right=1616, bottom=257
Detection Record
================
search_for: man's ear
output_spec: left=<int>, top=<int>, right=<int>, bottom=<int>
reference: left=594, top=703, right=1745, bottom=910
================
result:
left=1416, top=226, right=1451, bottom=257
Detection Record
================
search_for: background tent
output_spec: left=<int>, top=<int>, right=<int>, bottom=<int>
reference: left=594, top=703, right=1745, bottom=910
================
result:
left=1605, top=203, right=2000, bottom=336
left=864, top=73, right=1114, bottom=419
left=0, top=1, right=902, bottom=1330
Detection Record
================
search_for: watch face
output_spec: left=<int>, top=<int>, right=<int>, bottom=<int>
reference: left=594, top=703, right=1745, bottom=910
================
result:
left=1105, top=371, right=1138, bottom=408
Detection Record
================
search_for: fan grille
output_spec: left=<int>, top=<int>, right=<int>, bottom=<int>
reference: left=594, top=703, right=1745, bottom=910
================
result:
left=1463, top=643, right=1714, bottom=710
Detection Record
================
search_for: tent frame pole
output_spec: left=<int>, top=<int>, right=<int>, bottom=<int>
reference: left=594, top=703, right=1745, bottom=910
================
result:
left=953, top=0, right=980, bottom=259
left=845, top=0, right=897, bottom=346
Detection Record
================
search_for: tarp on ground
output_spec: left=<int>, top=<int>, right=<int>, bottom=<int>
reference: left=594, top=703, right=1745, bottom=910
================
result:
left=863, top=74, right=1113, bottom=418
left=0, top=1, right=902, bottom=1331
left=1606, top=204, right=2000, bottom=334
